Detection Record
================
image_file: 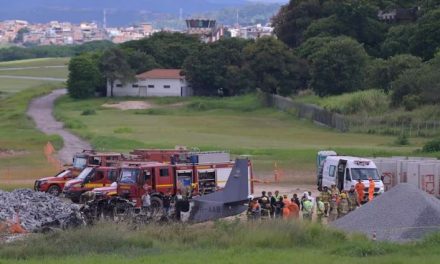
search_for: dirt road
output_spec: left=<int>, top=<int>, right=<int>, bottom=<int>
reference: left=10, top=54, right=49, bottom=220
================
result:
left=27, top=89, right=91, bottom=163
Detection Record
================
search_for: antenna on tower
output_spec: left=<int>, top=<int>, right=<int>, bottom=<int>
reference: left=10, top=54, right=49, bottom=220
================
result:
left=103, top=9, right=107, bottom=29
left=236, top=9, right=239, bottom=27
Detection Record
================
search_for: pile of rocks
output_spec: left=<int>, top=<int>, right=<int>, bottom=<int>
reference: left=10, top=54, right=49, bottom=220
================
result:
left=0, top=189, right=84, bottom=232
left=331, top=183, right=440, bottom=242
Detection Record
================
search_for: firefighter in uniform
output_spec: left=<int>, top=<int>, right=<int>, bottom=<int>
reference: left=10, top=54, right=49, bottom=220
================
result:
left=247, top=197, right=261, bottom=221
left=316, top=197, right=325, bottom=224
left=338, top=192, right=350, bottom=218
left=330, top=184, right=340, bottom=197
left=259, top=192, right=271, bottom=220
left=319, top=186, right=331, bottom=216
left=347, top=185, right=358, bottom=211
left=328, top=195, right=339, bottom=222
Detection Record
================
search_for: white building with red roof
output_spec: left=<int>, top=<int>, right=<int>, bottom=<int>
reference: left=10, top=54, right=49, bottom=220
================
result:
left=107, top=69, right=192, bottom=97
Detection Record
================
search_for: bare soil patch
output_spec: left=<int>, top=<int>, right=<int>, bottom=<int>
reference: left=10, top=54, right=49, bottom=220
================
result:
left=0, top=149, right=29, bottom=158
left=102, top=101, right=153, bottom=110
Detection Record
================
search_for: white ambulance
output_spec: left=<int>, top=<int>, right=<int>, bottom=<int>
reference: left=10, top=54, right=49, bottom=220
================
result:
left=320, top=156, right=385, bottom=197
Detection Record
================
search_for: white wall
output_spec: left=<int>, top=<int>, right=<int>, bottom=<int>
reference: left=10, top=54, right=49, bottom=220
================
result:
left=107, top=78, right=192, bottom=97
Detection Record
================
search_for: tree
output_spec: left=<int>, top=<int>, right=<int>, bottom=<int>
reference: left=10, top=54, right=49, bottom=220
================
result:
left=303, top=1, right=386, bottom=56
left=67, top=54, right=101, bottom=99
left=366, top=54, right=422, bottom=92
left=122, top=32, right=201, bottom=68
left=183, top=38, right=251, bottom=96
left=243, top=37, right=309, bottom=96
left=99, top=47, right=135, bottom=97
left=13, top=27, right=30, bottom=44
left=391, top=55, right=440, bottom=107
left=309, top=37, right=368, bottom=96
left=272, top=0, right=324, bottom=48
left=380, top=24, right=415, bottom=58
left=125, top=49, right=160, bottom=74
left=410, top=9, right=440, bottom=60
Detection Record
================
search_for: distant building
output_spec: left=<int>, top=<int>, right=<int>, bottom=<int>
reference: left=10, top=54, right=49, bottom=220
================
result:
left=107, top=69, right=192, bottom=97
left=378, top=7, right=419, bottom=22
left=236, top=24, right=274, bottom=40
left=185, top=18, right=225, bottom=43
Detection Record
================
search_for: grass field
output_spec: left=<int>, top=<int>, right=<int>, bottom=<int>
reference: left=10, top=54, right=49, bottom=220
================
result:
left=1, top=221, right=440, bottom=263
left=54, top=94, right=427, bottom=182
left=0, top=58, right=68, bottom=80
left=0, top=68, right=68, bottom=79
left=0, top=84, right=64, bottom=190
left=0, top=79, right=64, bottom=98
left=0, top=58, right=67, bottom=190
left=0, top=58, right=69, bottom=68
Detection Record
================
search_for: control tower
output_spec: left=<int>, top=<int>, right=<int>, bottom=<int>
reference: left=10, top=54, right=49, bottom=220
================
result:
left=185, top=19, right=216, bottom=35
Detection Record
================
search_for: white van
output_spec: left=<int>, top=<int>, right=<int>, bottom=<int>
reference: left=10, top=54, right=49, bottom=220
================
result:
left=320, top=156, right=385, bottom=196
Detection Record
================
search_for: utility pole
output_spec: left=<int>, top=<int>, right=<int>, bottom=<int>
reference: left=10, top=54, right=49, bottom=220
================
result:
left=236, top=9, right=239, bottom=27
left=103, top=9, right=107, bottom=29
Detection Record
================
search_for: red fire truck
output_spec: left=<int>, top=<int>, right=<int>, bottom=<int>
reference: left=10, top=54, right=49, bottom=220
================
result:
left=63, top=166, right=119, bottom=202
left=34, top=151, right=123, bottom=196
left=116, top=158, right=254, bottom=208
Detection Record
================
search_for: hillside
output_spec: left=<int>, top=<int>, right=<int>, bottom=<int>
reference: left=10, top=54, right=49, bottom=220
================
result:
left=0, top=0, right=282, bottom=26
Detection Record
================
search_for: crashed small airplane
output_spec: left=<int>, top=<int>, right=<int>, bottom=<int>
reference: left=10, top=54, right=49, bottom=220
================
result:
left=188, top=158, right=252, bottom=222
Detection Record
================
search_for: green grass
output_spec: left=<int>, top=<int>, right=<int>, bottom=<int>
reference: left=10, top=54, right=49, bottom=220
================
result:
left=0, top=58, right=69, bottom=68
left=1, top=221, right=440, bottom=263
left=0, top=79, right=64, bottom=98
left=293, top=90, right=389, bottom=115
left=293, top=90, right=440, bottom=137
left=0, top=83, right=64, bottom=190
left=54, top=93, right=425, bottom=183
left=0, top=67, right=68, bottom=79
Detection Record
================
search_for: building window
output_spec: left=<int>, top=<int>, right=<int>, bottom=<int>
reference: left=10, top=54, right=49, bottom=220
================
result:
left=132, top=84, right=139, bottom=88
left=116, top=84, right=122, bottom=88
left=164, top=85, right=171, bottom=89
left=148, top=85, right=154, bottom=89
left=160, top=168, right=169, bottom=177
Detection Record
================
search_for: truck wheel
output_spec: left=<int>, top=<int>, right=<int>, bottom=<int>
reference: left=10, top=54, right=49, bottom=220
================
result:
left=47, top=185, right=61, bottom=196
left=151, top=196, right=163, bottom=213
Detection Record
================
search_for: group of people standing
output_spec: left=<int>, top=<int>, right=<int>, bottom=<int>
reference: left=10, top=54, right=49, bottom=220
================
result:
left=247, top=190, right=317, bottom=222
left=247, top=178, right=377, bottom=223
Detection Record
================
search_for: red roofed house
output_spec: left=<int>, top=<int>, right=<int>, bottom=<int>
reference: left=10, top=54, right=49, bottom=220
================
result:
left=107, top=69, right=192, bottom=97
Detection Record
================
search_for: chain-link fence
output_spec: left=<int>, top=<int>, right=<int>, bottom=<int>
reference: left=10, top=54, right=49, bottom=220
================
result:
left=262, top=93, right=349, bottom=132
left=262, top=93, right=440, bottom=136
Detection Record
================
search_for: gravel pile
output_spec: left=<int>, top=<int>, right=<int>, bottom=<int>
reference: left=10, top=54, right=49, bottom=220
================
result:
left=331, top=183, right=440, bottom=242
left=0, top=189, right=83, bottom=232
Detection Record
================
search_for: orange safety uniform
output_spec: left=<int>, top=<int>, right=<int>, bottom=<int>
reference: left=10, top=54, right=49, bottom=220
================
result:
left=355, top=182, right=365, bottom=204
left=288, top=203, right=300, bottom=219
left=368, top=180, right=375, bottom=201
left=282, top=198, right=292, bottom=219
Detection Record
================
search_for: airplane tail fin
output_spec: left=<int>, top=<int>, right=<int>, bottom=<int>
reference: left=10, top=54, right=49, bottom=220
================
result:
left=194, top=158, right=250, bottom=204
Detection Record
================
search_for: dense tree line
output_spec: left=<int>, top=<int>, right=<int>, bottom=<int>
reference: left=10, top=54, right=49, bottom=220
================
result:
left=68, top=32, right=309, bottom=98
left=0, top=40, right=114, bottom=62
left=270, top=0, right=440, bottom=109
left=68, top=0, right=440, bottom=111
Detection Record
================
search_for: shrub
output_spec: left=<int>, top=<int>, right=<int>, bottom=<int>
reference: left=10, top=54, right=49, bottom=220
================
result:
left=422, top=138, right=440, bottom=152
left=402, top=95, right=420, bottom=111
left=81, top=109, right=96, bottom=116
left=394, top=133, right=409, bottom=146
left=113, top=127, right=133, bottom=134
left=63, top=119, right=86, bottom=129
left=319, top=90, right=389, bottom=115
